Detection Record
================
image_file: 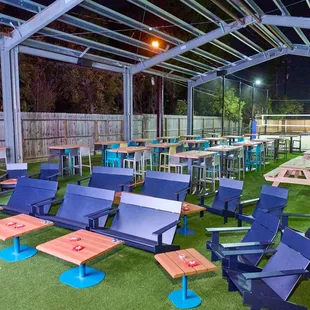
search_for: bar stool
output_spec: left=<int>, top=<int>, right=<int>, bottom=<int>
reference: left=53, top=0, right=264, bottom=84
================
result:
left=278, top=138, right=288, bottom=159
left=76, top=146, right=92, bottom=176
left=159, top=146, right=177, bottom=172
left=142, top=149, right=153, bottom=172
left=105, top=144, right=121, bottom=167
left=123, top=151, right=143, bottom=183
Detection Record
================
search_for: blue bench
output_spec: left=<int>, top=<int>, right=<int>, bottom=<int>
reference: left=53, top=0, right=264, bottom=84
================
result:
left=91, top=192, right=182, bottom=253
left=0, top=177, right=58, bottom=215
left=0, top=163, right=28, bottom=190
left=77, top=166, right=133, bottom=192
left=236, top=184, right=288, bottom=227
left=206, top=209, right=280, bottom=271
left=33, top=184, right=115, bottom=231
left=223, top=227, right=310, bottom=310
left=137, top=170, right=190, bottom=201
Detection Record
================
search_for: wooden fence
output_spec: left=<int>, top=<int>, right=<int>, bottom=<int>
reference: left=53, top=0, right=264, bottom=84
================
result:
left=0, top=112, right=238, bottom=161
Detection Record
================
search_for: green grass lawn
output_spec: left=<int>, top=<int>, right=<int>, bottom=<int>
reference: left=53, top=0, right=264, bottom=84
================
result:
left=0, top=154, right=309, bottom=310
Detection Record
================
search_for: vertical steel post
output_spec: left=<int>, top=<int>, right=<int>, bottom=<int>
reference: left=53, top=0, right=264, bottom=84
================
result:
left=187, top=82, right=193, bottom=135
left=123, top=69, right=133, bottom=141
left=221, top=76, right=225, bottom=136
left=238, top=81, right=242, bottom=135
left=13, top=237, right=20, bottom=253
left=157, top=76, right=164, bottom=137
left=265, top=89, right=269, bottom=134
left=182, top=276, right=188, bottom=300
left=1, top=47, right=22, bottom=163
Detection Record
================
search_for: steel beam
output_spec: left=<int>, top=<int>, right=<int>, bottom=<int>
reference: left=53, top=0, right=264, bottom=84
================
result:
left=156, top=77, right=164, bottom=137
left=81, top=0, right=227, bottom=66
left=262, top=15, right=310, bottom=29
left=123, top=69, right=133, bottom=141
left=130, top=15, right=254, bottom=74
left=0, top=0, right=211, bottom=72
left=3, top=0, right=84, bottom=50
left=129, top=0, right=248, bottom=60
left=0, top=47, right=22, bottom=162
left=187, top=82, right=193, bottom=135
left=191, top=47, right=286, bottom=87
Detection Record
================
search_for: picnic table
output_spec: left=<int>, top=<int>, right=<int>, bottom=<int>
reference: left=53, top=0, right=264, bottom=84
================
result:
left=0, top=214, right=53, bottom=262
left=264, top=156, right=310, bottom=186
left=94, top=141, right=125, bottom=164
left=155, top=248, right=217, bottom=309
left=49, top=144, right=87, bottom=176
left=37, top=229, right=124, bottom=289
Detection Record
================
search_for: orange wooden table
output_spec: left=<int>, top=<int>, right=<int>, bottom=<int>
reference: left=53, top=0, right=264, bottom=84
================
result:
left=0, top=214, right=53, bottom=262
left=37, top=229, right=124, bottom=289
left=155, top=248, right=217, bottom=308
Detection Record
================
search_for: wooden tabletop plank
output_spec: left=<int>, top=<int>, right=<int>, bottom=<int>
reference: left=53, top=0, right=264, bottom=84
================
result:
left=0, top=179, right=17, bottom=185
left=224, top=135, right=242, bottom=139
left=37, top=230, right=123, bottom=265
left=49, top=144, right=87, bottom=150
left=207, top=146, right=242, bottom=152
left=108, top=146, right=149, bottom=154
left=131, top=138, right=154, bottom=143
left=172, top=151, right=214, bottom=159
left=95, top=141, right=125, bottom=146
left=181, top=140, right=205, bottom=144
left=234, top=141, right=261, bottom=147
left=175, top=249, right=207, bottom=274
left=165, top=251, right=197, bottom=276
left=0, top=214, right=53, bottom=241
left=182, top=203, right=205, bottom=215
left=155, top=252, right=185, bottom=279
left=186, top=248, right=217, bottom=272
left=202, top=137, right=226, bottom=141
left=157, top=136, right=179, bottom=140
left=147, top=143, right=180, bottom=148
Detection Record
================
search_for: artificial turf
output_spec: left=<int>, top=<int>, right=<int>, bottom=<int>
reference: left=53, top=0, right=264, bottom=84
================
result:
left=0, top=154, right=309, bottom=310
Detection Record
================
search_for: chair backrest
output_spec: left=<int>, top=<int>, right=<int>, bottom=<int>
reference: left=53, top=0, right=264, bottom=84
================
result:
left=262, top=227, right=310, bottom=301
left=57, top=184, right=114, bottom=227
left=306, top=228, right=310, bottom=239
left=89, top=166, right=133, bottom=191
left=134, top=151, right=142, bottom=161
left=79, top=146, right=90, bottom=156
left=39, top=163, right=59, bottom=181
left=241, top=209, right=280, bottom=266
left=143, top=149, right=152, bottom=160
left=7, top=163, right=27, bottom=179
left=111, top=192, right=182, bottom=244
left=8, top=177, right=58, bottom=214
left=252, top=185, right=288, bottom=218
left=128, top=141, right=137, bottom=147
left=212, top=178, right=243, bottom=211
left=140, top=170, right=190, bottom=201
left=203, top=141, right=210, bottom=149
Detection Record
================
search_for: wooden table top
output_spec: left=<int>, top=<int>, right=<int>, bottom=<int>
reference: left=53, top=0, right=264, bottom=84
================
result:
left=252, top=139, right=274, bottom=143
left=267, top=137, right=282, bottom=140
left=147, top=143, right=180, bottom=148
left=280, top=156, right=310, bottom=169
left=207, top=145, right=242, bottom=152
left=234, top=141, right=262, bottom=147
left=108, top=146, right=149, bottom=154
left=181, top=135, right=200, bottom=138
left=0, top=147, right=8, bottom=150
left=202, top=137, right=226, bottom=141
left=37, top=229, right=124, bottom=265
left=131, top=138, right=154, bottom=143
left=155, top=248, right=217, bottom=279
left=244, top=134, right=257, bottom=136
left=181, top=203, right=205, bottom=215
left=0, top=178, right=17, bottom=185
left=49, top=144, right=87, bottom=150
left=181, top=140, right=205, bottom=144
left=95, top=141, right=125, bottom=146
left=224, top=135, right=242, bottom=139
left=172, top=150, right=214, bottom=159
left=0, top=214, right=53, bottom=241
left=157, top=136, right=179, bottom=140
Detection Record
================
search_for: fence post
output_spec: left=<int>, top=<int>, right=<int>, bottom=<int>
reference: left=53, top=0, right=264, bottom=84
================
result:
left=63, top=120, right=67, bottom=144
left=94, top=120, right=98, bottom=142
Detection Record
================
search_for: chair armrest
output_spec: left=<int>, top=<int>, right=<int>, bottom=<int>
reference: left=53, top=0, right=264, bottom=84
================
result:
left=152, top=220, right=179, bottom=235
left=206, top=227, right=250, bottom=233
left=239, top=198, right=260, bottom=206
left=220, top=194, right=242, bottom=203
left=0, top=189, right=14, bottom=196
left=221, top=248, right=277, bottom=257
left=31, top=197, right=63, bottom=215
left=28, top=172, right=40, bottom=178
left=282, top=213, right=310, bottom=217
left=243, top=269, right=309, bottom=281
left=46, top=173, right=59, bottom=181
left=0, top=173, right=8, bottom=181
left=266, top=205, right=286, bottom=212
left=174, top=187, right=190, bottom=201
left=220, top=241, right=273, bottom=249
left=85, top=208, right=118, bottom=220
left=76, top=176, right=91, bottom=185
left=125, top=181, right=145, bottom=189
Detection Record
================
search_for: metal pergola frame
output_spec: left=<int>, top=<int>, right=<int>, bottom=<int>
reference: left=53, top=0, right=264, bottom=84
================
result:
left=1, top=0, right=310, bottom=162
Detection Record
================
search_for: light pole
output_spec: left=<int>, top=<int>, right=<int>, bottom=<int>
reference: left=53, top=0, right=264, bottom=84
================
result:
left=251, top=79, right=262, bottom=135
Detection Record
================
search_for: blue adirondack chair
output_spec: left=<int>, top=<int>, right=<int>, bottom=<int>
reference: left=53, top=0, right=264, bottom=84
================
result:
left=0, top=177, right=58, bottom=215
left=223, top=227, right=310, bottom=310
left=236, top=185, right=288, bottom=227
left=77, top=166, right=133, bottom=192
left=33, top=184, right=115, bottom=231
left=30, top=163, right=59, bottom=181
left=206, top=209, right=280, bottom=271
left=90, top=192, right=182, bottom=253
left=137, top=170, right=190, bottom=202
left=0, top=163, right=28, bottom=190
left=201, top=178, right=244, bottom=224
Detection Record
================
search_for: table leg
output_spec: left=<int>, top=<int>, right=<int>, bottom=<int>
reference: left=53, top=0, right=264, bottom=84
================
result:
left=168, top=276, right=202, bottom=309
left=290, top=137, right=293, bottom=153
left=177, top=215, right=195, bottom=236
left=0, top=236, right=37, bottom=262
left=59, top=263, right=105, bottom=289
